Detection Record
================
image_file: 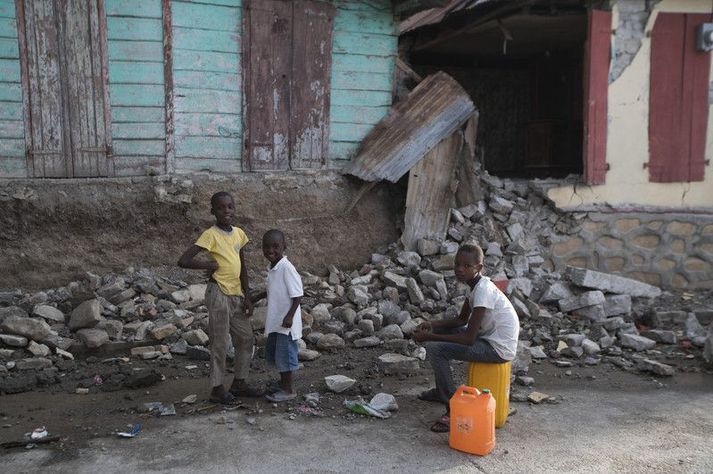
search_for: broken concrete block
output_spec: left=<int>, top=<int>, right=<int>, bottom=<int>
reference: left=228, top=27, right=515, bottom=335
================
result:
left=566, top=266, right=661, bottom=298
left=378, top=353, right=419, bottom=375
left=310, top=304, right=332, bottom=324
left=298, top=349, right=320, bottom=361
left=573, top=304, right=606, bottom=322
left=539, top=282, right=574, bottom=304
left=170, top=339, right=188, bottom=355
left=27, top=341, right=51, bottom=357
left=489, top=196, right=514, bottom=214
left=170, top=289, right=191, bottom=304
left=150, top=323, right=177, bottom=341
left=16, top=358, right=53, bottom=371
left=188, top=284, right=206, bottom=303
left=377, top=324, right=404, bottom=341
left=0, top=316, right=51, bottom=341
left=511, top=297, right=531, bottom=319
left=186, top=345, right=210, bottom=360
left=353, top=336, right=381, bottom=348
left=357, top=319, right=375, bottom=336
left=432, top=254, right=456, bottom=271
left=637, top=359, right=675, bottom=376
left=527, top=391, right=549, bottom=404
left=558, top=291, right=606, bottom=312
left=97, top=320, right=123, bottom=340
left=653, top=310, right=688, bottom=327
left=182, top=329, right=209, bottom=346
left=640, top=329, right=677, bottom=344
left=109, top=288, right=136, bottom=306
left=32, top=305, right=65, bottom=323
left=417, top=239, right=441, bottom=257
left=507, top=278, right=533, bottom=298
left=561, top=334, right=586, bottom=347
left=561, top=346, right=584, bottom=358
left=325, top=375, right=356, bottom=393
left=686, top=313, right=707, bottom=340
left=76, top=328, right=109, bottom=349
left=316, top=333, right=346, bottom=352
left=0, top=334, right=28, bottom=347
left=581, top=339, right=601, bottom=355
left=383, top=271, right=408, bottom=290
left=603, top=295, right=632, bottom=317
left=603, top=317, right=626, bottom=332
left=619, top=333, right=656, bottom=351
left=527, top=345, right=547, bottom=359
left=332, top=307, right=357, bottom=326
left=405, top=278, right=425, bottom=305
left=397, top=251, right=422, bottom=268
left=68, top=299, right=103, bottom=331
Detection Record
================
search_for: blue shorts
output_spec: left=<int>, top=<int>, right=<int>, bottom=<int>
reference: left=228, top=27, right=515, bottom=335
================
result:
left=265, top=333, right=299, bottom=373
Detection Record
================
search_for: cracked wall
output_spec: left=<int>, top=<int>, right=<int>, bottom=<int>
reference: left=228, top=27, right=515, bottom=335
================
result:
left=610, top=0, right=660, bottom=82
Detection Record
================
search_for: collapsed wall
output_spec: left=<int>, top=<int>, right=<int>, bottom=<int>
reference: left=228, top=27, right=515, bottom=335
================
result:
left=0, top=172, right=403, bottom=290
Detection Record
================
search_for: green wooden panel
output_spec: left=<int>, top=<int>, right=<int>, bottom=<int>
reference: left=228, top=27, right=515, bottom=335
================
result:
left=111, top=106, right=165, bottom=123
left=333, top=53, right=394, bottom=73
left=107, top=17, right=163, bottom=41
left=0, top=100, right=21, bottom=119
left=0, top=1, right=16, bottom=19
left=105, top=0, right=163, bottom=18
left=330, top=105, right=389, bottom=125
left=113, top=122, right=165, bottom=139
left=110, top=84, right=165, bottom=106
left=173, top=27, right=239, bottom=53
left=331, top=89, right=391, bottom=107
left=333, top=32, right=396, bottom=56
left=183, top=0, right=241, bottom=6
left=109, top=61, right=164, bottom=84
left=0, top=38, right=18, bottom=58
left=0, top=58, right=20, bottom=81
left=113, top=155, right=165, bottom=176
left=113, top=139, right=166, bottom=155
left=0, top=18, right=17, bottom=37
left=174, top=88, right=240, bottom=113
left=0, top=83, right=20, bottom=101
left=0, top=137, right=23, bottom=156
left=173, top=70, right=240, bottom=92
left=108, top=40, right=163, bottom=62
left=334, top=9, right=395, bottom=35
left=333, top=0, right=389, bottom=12
left=173, top=49, right=239, bottom=73
left=0, top=119, right=23, bottom=138
left=175, top=157, right=241, bottom=173
left=0, top=157, right=26, bottom=177
left=329, top=122, right=373, bottom=142
left=328, top=140, right=360, bottom=160
left=175, top=112, right=240, bottom=137
left=171, top=1, right=240, bottom=32
left=332, top=70, right=391, bottom=92
left=175, top=135, right=241, bottom=159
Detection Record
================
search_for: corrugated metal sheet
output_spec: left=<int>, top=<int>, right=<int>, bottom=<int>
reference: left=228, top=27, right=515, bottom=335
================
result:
left=399, top=0, right=499, bottom=33
left=342, top=71, right=475, bottom=183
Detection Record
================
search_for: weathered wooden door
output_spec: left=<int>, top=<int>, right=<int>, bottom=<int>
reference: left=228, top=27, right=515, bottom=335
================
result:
left=243, top=0, right=334, bottom=171
left=18, top=0, right=111, bottom=177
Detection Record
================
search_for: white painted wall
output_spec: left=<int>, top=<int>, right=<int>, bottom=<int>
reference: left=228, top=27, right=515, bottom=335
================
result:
left=548, top=0, right=713, bottom=210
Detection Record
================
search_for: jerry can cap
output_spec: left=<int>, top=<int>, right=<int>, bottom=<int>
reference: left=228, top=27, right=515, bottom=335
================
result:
left=482, top=388, right=491, bottom=394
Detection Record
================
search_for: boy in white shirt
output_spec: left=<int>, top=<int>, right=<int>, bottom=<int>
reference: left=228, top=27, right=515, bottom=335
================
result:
left=413, top=244, right=520, bottom=432
left=261, top=229, right=303, bottom=403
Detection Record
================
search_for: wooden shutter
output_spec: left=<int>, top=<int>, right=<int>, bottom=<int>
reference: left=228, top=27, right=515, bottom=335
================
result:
left=290, top=0, right=334, bottom=169
left=649, top=13, right=710, bottom=182
left=19, top=0, right=69, bottom=177
left=582, top=9, right=611, bottom=185
left=243, top=0, right=292, bottom=171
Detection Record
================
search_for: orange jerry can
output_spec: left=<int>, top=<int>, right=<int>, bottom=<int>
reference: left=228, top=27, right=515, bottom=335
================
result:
left=449, top=385, right=496, bottom=456
left=467, top=361, right=511, bottom=428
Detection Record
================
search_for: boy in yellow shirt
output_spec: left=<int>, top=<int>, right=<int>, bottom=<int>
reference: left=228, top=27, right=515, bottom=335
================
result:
left=178, top=191, right=264, bottom=404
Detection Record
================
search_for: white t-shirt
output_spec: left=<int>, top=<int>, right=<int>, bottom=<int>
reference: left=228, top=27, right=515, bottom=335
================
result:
left=265, top=257, right=303, bottom=340
left=469, top=276, right=520, bottom=360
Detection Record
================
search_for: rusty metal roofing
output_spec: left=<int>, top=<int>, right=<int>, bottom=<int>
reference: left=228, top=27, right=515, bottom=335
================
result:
left=400, top=0, right=501, bottom=33
left=342, top=71, right=475, bottom=183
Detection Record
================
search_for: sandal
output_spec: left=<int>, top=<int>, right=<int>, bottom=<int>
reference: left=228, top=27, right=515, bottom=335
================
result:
left=209, top=392, right=243, bottom=406
left=418, top=388, right=442, bottom=403
left=265, top=390, right=297, bottom=403
left=430, top=414, right=450, bottom=433
left=230, top=384, right=266, bottom=398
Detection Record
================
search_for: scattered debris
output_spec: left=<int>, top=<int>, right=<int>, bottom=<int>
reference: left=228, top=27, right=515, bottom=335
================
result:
left=117, top=423, right=142, bottom=438
left=527, top=392, right=550, bottom=404
left=325, top=375, right=356, bottom=393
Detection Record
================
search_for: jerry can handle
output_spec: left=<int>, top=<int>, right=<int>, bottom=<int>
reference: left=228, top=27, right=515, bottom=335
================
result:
left=453, top=385, right=481, bottom=398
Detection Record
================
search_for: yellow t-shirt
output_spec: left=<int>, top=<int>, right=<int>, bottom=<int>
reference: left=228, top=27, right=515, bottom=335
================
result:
left=195, top=226, right=249, bottom=296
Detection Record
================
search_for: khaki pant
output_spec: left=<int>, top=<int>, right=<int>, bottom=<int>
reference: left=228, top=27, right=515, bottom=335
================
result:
left=205, top=283, right=254, bottom=388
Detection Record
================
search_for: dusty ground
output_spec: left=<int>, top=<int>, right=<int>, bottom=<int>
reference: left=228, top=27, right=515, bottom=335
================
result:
left=1, top=346, right=712, bottom=473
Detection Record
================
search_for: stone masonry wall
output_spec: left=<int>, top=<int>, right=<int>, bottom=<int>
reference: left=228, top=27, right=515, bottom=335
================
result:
left=548, top=213, right=713, bottom=289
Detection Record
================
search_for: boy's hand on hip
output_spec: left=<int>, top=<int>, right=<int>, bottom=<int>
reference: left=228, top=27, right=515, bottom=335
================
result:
left=243, top=298, right=254, bottom=318
left=203, top=261, right=219, bottom=279
left=281, top=315, right=293, bottom=328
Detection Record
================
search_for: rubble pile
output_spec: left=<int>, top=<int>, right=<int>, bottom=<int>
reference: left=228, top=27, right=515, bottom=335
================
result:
left=0, top=173, right=712, bottom=396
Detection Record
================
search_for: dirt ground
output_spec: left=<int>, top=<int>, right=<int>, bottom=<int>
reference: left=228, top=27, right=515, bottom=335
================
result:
left=1, top=345, right=712, bottom=473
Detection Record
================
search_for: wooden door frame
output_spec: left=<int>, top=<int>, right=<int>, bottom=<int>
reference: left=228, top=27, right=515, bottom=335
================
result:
left=15, top=0, right=114, bottom=178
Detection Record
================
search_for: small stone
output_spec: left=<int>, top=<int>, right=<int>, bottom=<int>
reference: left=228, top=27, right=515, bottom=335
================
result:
left=377, top=353, right=419, bottom=374
left=619, top=334, right=656, bottom=351
left=527, top=346, right=547, bottom=359
left=353, top=336, right=381, bottom=348
left=400, top=319, right=420, bottom=336
left=97, top=320, right=124, bottom=340
left=383, top=272, right=408, bottom=290
left=489, top=196, right=514, bottom=214
left=527, top=392, right=549, bottom=404
left=397, top=251, right=421, bottom=268
left=377, top=324, right=404, bottom=341
left=405, top=278, right=425, bottom=305
left=76, top=328, right=110, bottom=348
left=141, top=351, right=162, bottom=360
left=109, top=288, right=136, bottom=306
left=316, top=333, right=346, bottom=352
left=417, top=239, right=440, bottom=257
left=68, top=299, right=103, bottom=330
left=516, top=376, right=534, bottom=386
left=76, top=388, right=90, bottom=394
left=56, top=348, right=74, bottom=360
left=581, top=339, right=601, bottom=355
left=16, top=357, right=53, bottom=370
left=32, top=305, right=65, bottom=323
left=310, top=304, right=332, bottom=323
left=298, top=349, right=320, bottom=361
left=637, top=359, right=675, bottom=376
left=182, top=394, right=198, bottom=404
left=347, top=287, right=369, bottom=307
left=27, top=341, right=51, bottom=357
left=1, top=315, right=51, bottom=342
left=321, top=320, right=345, bottom=336
left=170, top=338, right=189, bottom=355
left=170, top=289, right=191, bottom=304
left=561, top=346, right=584, bottom=358
left=0, top=334, right=28, bottom=347
left=653, top=310, right=688, bottom=327
left=183, top=329, right=209, bottom=346
left=357, top=319, right=374, bottom=336
left=440, top=242, right=459, bottom=254
left=325, top=374, right=356, bottom=393
left=150, top=324, right=177, bottom=341
left=603, top=317, right=626, bottom=332
left=485, top=242, right=503, bottom=257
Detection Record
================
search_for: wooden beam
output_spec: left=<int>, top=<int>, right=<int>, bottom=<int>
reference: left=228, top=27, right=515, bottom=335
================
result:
left=98, top=0, right=114, bottom=176
left=14, top=0, right=31, bottom=177
left=162, top=0, right=175, bottom=174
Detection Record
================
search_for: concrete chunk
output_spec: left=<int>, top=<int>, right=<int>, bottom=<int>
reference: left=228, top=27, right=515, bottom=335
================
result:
left=378, top=353, right=419, bottom=375
left=32, top=305, right=65, bottom=323
left=619, top=333, right=656, bottom=351
left=637, top=359, right=675, bottom=376
left=69, top=299, right=103, bottom=330
left=566, top=266, right=661, bottom=298
left=0, top=316, right=50, bottom=341
left=603, top=295, right=632, bottom=317
left=559, top=291, right=606, bottom=312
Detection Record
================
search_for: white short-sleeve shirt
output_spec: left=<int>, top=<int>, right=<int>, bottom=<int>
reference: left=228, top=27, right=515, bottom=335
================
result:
left=469, top=276, right=520, bottom=360
left=265, top=257, right=303, bottom=340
